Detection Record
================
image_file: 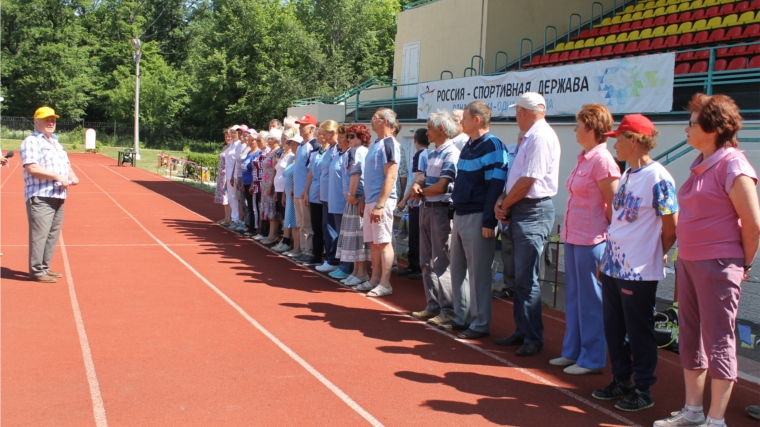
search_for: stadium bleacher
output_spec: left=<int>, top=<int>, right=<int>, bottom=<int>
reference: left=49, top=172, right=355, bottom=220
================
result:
left=523, top=0, right=760, bottom=72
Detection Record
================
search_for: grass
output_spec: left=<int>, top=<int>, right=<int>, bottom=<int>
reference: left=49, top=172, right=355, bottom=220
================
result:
left=1, top=138, right=217, bottom=195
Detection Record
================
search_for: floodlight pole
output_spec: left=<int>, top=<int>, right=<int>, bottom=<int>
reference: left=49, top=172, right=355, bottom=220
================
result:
left=131, top=38, right=142, bottom=160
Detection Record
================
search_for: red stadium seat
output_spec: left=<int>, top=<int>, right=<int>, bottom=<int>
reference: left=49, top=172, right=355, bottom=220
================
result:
left=692, top=9, right=706, bottom=20
left=747, top=43, right=760, bottom=56
left=678, top=51, right=696, bottom=61
left=559, top=51, right=571, bottom=62
left=691, top=61, right=709, bottom=73
left=625, top=41, right=641, bottom=53
left=651, top=37, right=666, bottom=50
left=576, top=29, right=590, bottom=40
left=540, top=54, right=552, bottom=64
left=600, top=26, right=611, bottom=36
left=601, top=45, right=615, bottom=58
left=632, top=20, right=644, bottom=30
left=719, top=4, right=736, bottom=16
left=742, top=24, right=760, bottom=39
left=749, top=56, right=760, bottom=68
left=529, top=55, right=542, bottom=67
left=736, top=1, right=751, bottom=14
left=678, top=11, right=693, bottom=23
left=728, top=45, right=748, bottom=56
left=675, top=63, right=691, bottom=74
left=666, top=13, right=680, bottom=25
left=695, top=49, right=711, bottom=60
left=580, top=48, right=592, bottom=60
left=664, top=35, right=679, bottom=48
left=717, top=47, right=731, bottom=57
left=693, top=31, right=710, bottom=44
left=621, top=22, right=633, bottom=32
left=705, top=6, right=721, bottom=18
left=589, top=28, right=601, bottom=37
left=654, top=16, right=667, bottom=27
left=638, top=39, right=653, bottom=51
left=569, top=50, right=581, bottom=61
left=753, top=0, right=760, bottom=10
left=679, top=33, right=695, bottom=46
left=590, top=47, right=603, bottom=58
left=549, top=52, right=561, bottom=63
left=708, top=28, right=727, bottom=42
left=642, top=18, right=656, bottom=28
left=613, top=43, right=627, bottom=55
left=726, top=26, right=744, bottom=40
left=609, top=24, right=622, bottom=34
left=714, top=59, right=728, bottom=71
left=727, top=57, right=747, bottom=70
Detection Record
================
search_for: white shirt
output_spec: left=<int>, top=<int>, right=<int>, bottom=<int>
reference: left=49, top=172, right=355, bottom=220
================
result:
left=600, top=162, right=679, bottom=281
left=225, top=140, right=241, bottom=179
left=505, top=119, right=560, bottom=198
left=450, top=133, right=469, bottom=152
left=235, top=145, right=251, bottom=178
left=274, top=152, right=294, bottom=192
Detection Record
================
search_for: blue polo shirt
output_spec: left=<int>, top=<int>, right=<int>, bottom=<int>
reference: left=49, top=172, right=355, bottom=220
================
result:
left=364, top=136, right=400, bottom=203
left=319, top=144, right=338, bottom=203
left=328, top=145, right=346, bottom=214
left=294, top=137, right=319, bottom=197
left=241, top=149, right=261, bottom=186
left=451, top=132, right=509, bottom=229
left=308, top=148, right=326, bottom=204
left=345, top=146, right=368, bottom=197
left=407, top=148, right=429, bottom=208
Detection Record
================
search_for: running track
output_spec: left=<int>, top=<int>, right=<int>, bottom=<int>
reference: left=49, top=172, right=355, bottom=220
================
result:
left=2, top=153, right=758, bottom=426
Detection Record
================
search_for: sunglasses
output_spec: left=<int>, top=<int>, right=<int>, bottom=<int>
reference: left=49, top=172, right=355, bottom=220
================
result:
left=347, top=134, right=357, bottom=140
left=687, top=120, right=698, bottom=128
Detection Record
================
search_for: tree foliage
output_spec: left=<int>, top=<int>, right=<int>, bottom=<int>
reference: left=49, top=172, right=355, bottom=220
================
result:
left=1, top=0, right=403, bottom=135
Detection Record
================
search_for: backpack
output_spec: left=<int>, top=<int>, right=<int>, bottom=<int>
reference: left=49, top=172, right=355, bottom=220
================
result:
left=654, top=302, right=679, bottom=353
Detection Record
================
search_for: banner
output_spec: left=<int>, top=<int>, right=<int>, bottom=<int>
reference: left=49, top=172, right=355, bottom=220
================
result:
left=417, top=53, right=675, bottom=119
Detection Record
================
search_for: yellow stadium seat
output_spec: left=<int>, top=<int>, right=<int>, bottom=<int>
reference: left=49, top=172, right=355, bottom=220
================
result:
left=690, top=0, right=704, bottom=9
left=617, top=32, right=630, bottom=42
left=655, top=0, right=668, bottom=7
left=721, top=14, right=738, bottom=27
left=703, top=0, right=720, bottom=6
left=596, top=17, right=612, bottom=27
left=654, top=6, right=668, bottom=16
left=625, top=5, right=636, bottom=13
left=585, top=38, right=596, bottom=47
left=576, top=39, right=587, bottom=48
left=678, top=21, right=693, bottom=33
left=737, top=11, right=755, bottom=24
left=752, top=11, right=760, bottom=23
left=635, top=3, right=647, bottom=11
left=622, top=13, right=634, bottom=22
left=640, top=28, right=654, bottom=38
left=645, top=0, right=657, bottom=9
left=565, top=41, right=576, bottom=50
left=553, top=42, right=566, bottom=52
left=594, top=36, right=606, bottom=46
left=705, top=16, right=723, bottom=29
left=628, top=30, right=642, bottom=40
left=633, top=11, right=644, bottom=20
left=719, top=0, right=735, bottom=3
left=644, top=9, right=656, bottom=18
left=665, top=4, right=679, bottom=13
left=677, top=2, right=691, bottom=11
left=691, top=19, right=707, bottom=31
left=652, top=26, right=667, bottom=37
left=668, top=0, right=680, bottom=4
left=665, top=24, right=680, bottom=35
left=604, top=34, right=618, bottom=44
left=612, top=15, right=623, bottom=24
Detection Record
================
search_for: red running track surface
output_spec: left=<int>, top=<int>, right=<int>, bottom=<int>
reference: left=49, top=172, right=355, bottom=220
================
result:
left=2, top=153, right=758, bottom=426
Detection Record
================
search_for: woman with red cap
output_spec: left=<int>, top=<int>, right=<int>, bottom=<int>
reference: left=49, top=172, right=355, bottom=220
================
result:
left=655, top=94, right=760, bottom=427
left=592, top=114, right=679, bottom=412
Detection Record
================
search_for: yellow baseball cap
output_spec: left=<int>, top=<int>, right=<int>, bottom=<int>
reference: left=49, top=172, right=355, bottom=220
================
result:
left=34, top=106, right=60, bottom=119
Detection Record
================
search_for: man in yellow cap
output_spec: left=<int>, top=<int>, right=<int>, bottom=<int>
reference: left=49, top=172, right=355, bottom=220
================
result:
left=20, top=106, right=79, bottom=282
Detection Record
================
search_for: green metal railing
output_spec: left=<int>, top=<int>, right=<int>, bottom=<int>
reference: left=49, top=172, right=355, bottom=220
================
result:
left=402, top=0, right=439, bottom=11
left=655, top=127, right=760, bottom=166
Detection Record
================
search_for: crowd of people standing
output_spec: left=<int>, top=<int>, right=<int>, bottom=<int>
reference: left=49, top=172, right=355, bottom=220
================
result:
left=212, top=92, right=760, bottom=426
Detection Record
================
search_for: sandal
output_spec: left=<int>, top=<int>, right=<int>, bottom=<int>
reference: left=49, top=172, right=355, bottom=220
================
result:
left=355, top=281, right=375, bottom=291
left=366, top=285, right=393, bottom=298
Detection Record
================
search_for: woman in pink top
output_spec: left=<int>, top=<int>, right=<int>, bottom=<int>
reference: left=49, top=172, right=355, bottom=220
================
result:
left=657, top=95, right=760, bottom=427
left=550, top=104, right=620, bottom=375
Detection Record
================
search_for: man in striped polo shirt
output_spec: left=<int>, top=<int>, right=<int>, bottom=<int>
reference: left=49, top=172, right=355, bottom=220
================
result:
left=442, top=101, right=509, bottom=340
left=20, top=106, right=79, bottom=283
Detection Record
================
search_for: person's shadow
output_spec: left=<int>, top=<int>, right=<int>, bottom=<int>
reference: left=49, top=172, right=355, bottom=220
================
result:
left=0, top=266, right=30, bottom=281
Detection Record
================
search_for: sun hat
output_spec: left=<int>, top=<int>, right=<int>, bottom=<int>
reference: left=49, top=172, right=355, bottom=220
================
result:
left=284, top=128, right=297, bottom=139
left=288, top=135, right=304, bottom=144
left=238, top=125, right=249, bottom=133
left=268, top=128, right=283, bottom=140
left=34, top=106, right=60, bottom=119
left=604, top=114, right=656, bottom=137
left=295, top=114, right=317, bottom=125
left=508, top=92, right=546, bottom=111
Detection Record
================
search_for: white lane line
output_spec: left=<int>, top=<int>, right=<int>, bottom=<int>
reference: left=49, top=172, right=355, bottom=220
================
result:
left=0, top=162, right=20, bottom=189
left=1, top=243, right=255, bottom=248
left=74, top=165, right=385, bottom=426
left=94, top=162, right=641, bottom=425
left=60, top=234, right=109, bottom=427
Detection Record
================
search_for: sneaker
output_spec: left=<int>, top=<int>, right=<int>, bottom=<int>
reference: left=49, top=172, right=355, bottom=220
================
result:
left=341, top=276, right=366, bottom=286
left=286, top=251, right=302, bottom=258
left=592, top=378, right=634, bottom=401
left=549, top=357, right=577, bottom=366
left=654, top=408, right=705, bottom=426
left=563, top=364, right=601, bottom=375
left=316, top=262, right=340, bottom=273
left=329, top=269, right=349, bottom=279
left=293, top=253, right=311, bottom=263
left=696, top=421, right=726, bottom=427
left=748, top=405, right=760, bottom=421
left=253, top=234, right=266, bottom=241
left=412, top=309, right=439, bottom=319
left=301, top=257, right=322, bottom=266
left=428, top=313, right=455, bottom=326
left=614, top=389, right=653, bottom=412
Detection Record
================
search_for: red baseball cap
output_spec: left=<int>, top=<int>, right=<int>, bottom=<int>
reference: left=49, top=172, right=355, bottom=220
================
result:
left=604, top=114, right=656, bottom=137
left=295, top=114, right=317, bottom=125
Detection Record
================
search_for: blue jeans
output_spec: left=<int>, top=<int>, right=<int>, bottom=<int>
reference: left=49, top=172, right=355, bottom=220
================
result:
left=322, top=203, right=339, bottom=265
left=562, top=242, right=606, bottom=369
left=508, top=198, right=554, bottom=345
left=333, top=213, right=353, bottom=273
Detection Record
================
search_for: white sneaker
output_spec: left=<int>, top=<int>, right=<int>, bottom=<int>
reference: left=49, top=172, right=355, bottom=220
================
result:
left=253, top=234, right=265, bottom=241
left=316, top=262, right=339, bottom=272
left=654, top=409, right=705, bottom=426
left=342, top=276, right=366, bottom=286
left=563, top=364, right=601, bottom=375
left=549, top=357, right=577, bottom=366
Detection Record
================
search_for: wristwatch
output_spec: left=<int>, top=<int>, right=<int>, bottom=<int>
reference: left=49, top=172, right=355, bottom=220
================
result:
left=374, top=204, right=385, bottom=210
left=744, top=264, right=753, bottom=271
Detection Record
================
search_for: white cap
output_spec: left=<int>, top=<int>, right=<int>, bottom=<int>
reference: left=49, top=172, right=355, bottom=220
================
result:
left=288, top=135, right=304, bottom=144
left=231, top=125, right=241, bottom=130
left=508, top=92, right=546, bottom=111
left=268, top=128, right=283, bottom=140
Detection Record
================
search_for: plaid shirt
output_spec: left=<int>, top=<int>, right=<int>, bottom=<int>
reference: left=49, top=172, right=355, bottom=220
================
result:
left=20, top=131, right=70, bottom=201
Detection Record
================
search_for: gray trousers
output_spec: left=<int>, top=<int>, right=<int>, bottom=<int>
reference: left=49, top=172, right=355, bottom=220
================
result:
left=499, top=229, right=515, bottom=291
left=450, top=212, right=495, bottom=333
left=420, top=205, right=456, bottom=316
left=26, top=196, right=65, bottom=278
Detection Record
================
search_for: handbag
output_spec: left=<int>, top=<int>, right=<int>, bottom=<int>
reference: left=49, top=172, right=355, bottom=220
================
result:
left=654, top=302, right=679, bottom=353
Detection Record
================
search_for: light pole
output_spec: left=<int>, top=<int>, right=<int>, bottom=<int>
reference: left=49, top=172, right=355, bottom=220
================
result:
left=131, top=38, right=142, bottom=160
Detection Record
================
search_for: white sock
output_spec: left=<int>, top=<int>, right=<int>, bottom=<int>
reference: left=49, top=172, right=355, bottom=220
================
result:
left=683, top=405, right=704, bottom=422
left=706, top=416, right=725, bottom=426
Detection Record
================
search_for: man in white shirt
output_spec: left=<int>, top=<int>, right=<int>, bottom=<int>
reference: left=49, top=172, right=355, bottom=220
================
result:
left=494, top=92, right=560, bottom=357
left=225, top=126, right=243, bottom=229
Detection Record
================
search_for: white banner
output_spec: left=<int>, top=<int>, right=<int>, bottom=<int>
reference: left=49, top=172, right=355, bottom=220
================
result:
left=417, top=53, right=675, bottom=119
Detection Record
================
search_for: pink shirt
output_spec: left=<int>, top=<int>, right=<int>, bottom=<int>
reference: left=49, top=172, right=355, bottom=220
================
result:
left=677, top=147, right=757, bottom=261
left=561, top=144, right=621, bottom=245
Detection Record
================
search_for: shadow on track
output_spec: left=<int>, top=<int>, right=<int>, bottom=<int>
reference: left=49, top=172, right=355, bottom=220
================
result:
left=1, top=266, right=30, bottom=281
